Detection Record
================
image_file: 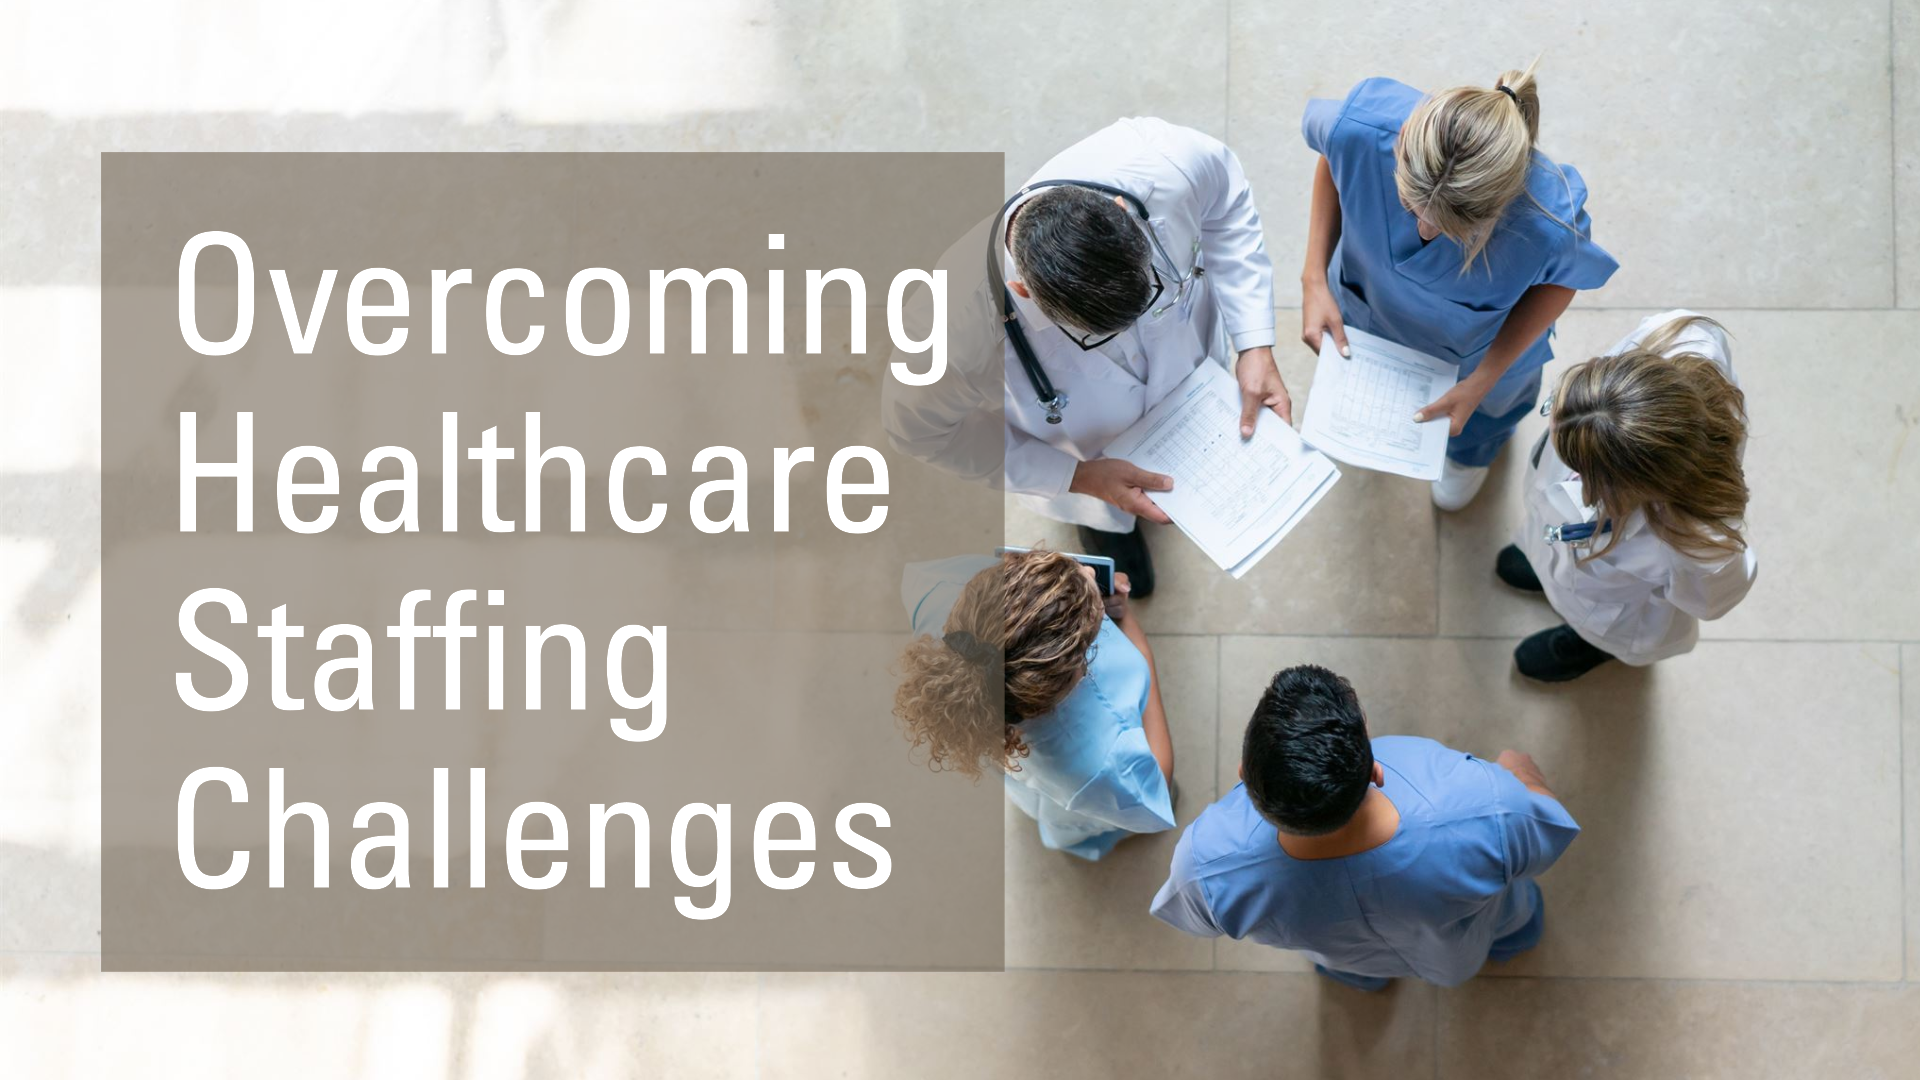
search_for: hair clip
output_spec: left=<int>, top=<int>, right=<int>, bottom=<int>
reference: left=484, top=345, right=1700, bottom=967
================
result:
left=943, top=629, right=999, bottom=668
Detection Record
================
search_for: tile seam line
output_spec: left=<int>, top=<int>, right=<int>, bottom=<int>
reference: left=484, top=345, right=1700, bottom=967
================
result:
left=1150, top=632, right=1915, bottom=645
left=9, top=294, right=1920, bottom=311
left=1432, top=980, right=1443, bottom=1080
left=1902, top=645, right=1909, bottom=982
left=1571, top=306, right=1909, bottom=314
left=1892, top=0, right=1903, bottom=308
left=11, top=298, right=1914, bottom=315
left=4, top=951, right=1912, bottom=988
left=1272, top=307, right=1915, bottom=314
left=993, top=966, right=1908, bottom=987
left=1209, top=633, right=1222, bottom=975
left=1222, top=0, right=1232, bottom=150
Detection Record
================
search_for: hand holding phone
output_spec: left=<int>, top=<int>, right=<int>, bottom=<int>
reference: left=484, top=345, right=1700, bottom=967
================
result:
left=1102, top=571, right=1133, bottom=624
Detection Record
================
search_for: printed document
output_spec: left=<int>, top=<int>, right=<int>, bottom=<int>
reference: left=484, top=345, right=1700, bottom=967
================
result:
left=1300, top=327, right=1456, bottom=480
left=1104, top=360, right=1340, bottom=578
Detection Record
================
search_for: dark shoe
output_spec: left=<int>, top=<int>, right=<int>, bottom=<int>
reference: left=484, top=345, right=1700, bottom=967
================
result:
left=1076, top=523, right=1155, bottom=599
left=1496, top=544, right=1543, bottom=592
left=1313, top=964, right=1391, bottom=992
left=1515, top=625, right=1613, bottom=682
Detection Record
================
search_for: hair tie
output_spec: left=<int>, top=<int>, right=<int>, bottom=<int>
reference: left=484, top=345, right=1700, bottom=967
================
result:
left=943, top=629, right=999, bottom=668
left=943, top=630, right=1023, bottom=725
left=1496, top=84, right=1519, bottom=105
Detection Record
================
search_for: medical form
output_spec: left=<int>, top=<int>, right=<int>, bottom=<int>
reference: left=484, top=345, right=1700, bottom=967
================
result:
left=1104, top=360, right=1340, bottom=578
left=1300, top=327, right=1456, bottom=481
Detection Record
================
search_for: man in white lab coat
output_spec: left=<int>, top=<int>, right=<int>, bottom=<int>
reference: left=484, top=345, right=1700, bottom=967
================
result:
left=883, top=118, right=1289, bottom=596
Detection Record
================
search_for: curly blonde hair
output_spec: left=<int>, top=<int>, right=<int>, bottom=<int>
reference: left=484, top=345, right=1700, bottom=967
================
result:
left=892, top=550, right=1104, bottom=779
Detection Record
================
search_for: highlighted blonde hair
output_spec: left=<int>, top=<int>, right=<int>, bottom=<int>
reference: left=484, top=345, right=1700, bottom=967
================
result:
left=1551, top=314, right=1750, bottom=562
left=1396, top=59, right=1553, bottom=270
left=892, top=549, right=1103, bottom=778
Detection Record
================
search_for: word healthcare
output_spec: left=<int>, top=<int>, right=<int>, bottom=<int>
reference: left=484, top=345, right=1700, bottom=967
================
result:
left=180, top=411, right=891, bottom=537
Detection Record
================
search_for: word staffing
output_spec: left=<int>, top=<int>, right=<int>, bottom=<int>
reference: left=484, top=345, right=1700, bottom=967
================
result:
left=179, top=411, right=889, bottom=536
left=178, top=587, right=667, bottom=743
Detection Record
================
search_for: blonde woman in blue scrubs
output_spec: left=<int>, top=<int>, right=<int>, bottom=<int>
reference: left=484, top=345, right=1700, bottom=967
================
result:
left=1300, top=62, right=1619, bottom=510
left=893, top=550, right=1176, bottom=860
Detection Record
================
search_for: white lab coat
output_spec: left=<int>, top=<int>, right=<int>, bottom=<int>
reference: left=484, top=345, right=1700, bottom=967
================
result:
left=882, top=118, right=1277, bottom=531
left=1517, top=310, right=1758, bottom=665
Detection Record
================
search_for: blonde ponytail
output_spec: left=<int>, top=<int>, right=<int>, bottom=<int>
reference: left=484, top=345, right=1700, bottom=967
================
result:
left=1395, top=57, right=1548, bottom=269
left=1493, top=63, right=1542, bottom=143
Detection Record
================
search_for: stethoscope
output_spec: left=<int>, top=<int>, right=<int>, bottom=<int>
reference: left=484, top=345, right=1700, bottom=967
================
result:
left=1544, top=519, right=1612, bottom=546
left=1532, top=392, right=1613, bottom=546
left=987, top=180, right=1202, bottom=424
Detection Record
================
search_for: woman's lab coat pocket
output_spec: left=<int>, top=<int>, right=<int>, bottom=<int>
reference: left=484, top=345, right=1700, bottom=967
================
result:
left=1558, top=581, right=1633, bottom=644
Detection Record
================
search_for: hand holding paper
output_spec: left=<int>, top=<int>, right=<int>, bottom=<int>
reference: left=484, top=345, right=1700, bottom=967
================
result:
left=1412, top=375, right=1491, bottom=436
left=1103, top=361, right=1339, bottom=579
left=1069, top=457, right=1175, bottom=524
left=1234, top=345, right=1294, bottom=433
left=1299, top=327, right=1457, bottom=481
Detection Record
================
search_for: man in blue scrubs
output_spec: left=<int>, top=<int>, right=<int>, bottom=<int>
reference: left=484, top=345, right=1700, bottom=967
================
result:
left=1151, top=665, right=1579, bottom=988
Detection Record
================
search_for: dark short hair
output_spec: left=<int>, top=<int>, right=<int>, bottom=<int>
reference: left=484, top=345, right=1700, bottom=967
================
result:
left=1010, top=185, right=1153, bottom=336
left=1242, top=665, right=1373, bottom=836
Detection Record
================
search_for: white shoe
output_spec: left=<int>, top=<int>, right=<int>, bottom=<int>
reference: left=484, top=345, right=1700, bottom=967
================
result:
left=1430, top=458, right=1490, bottom=512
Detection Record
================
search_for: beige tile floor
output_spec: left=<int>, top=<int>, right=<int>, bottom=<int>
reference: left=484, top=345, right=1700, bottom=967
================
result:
left=3, top=1, right=1919, bottom=1076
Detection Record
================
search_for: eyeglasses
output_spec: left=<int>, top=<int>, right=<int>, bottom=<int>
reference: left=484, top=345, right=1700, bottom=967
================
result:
left=1064, top=266, right=1165, bottom=351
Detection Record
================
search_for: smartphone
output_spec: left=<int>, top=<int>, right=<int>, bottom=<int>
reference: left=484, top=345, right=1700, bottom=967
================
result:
left=994, top=546, right=1116, bottom=596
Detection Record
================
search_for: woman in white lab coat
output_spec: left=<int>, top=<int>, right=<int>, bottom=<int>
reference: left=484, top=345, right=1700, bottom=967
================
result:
left=1499, top=310, right=1757, bottom=681
left=882, top=118, right=1288, bottom=597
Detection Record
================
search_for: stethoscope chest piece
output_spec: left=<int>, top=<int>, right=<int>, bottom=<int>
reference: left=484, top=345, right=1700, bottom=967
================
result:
left=1042, top=392, right=1069, bottom=424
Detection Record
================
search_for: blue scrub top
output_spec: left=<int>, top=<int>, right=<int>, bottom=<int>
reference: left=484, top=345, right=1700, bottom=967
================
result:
left=1303, top=78, right=1618, bottom=379
left=1150, top=736, right=1580, bottom=986
left=902, top=556, right=1176, bottom=861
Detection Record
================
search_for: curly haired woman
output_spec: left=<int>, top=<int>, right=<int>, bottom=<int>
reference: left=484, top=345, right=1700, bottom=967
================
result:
left=894, top=549, right=1176, bottom=859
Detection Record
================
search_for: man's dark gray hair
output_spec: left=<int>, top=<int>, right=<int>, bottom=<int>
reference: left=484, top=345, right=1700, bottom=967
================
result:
left=1010, top=186, right=1154, bottom=337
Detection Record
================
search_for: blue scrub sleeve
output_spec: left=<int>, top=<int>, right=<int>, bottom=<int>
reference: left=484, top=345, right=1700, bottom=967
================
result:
left=1535, top=166, right=1619, bottom=292
left=1062, top=726, right=1177, bottom=835
left=1301, top=96, right=1342, bottom=156
left=1149, top=831, right=1223, bottom=937
left=1489, top=763, right=1582, bottom=882
left=899, top=555, right=998, bottom=634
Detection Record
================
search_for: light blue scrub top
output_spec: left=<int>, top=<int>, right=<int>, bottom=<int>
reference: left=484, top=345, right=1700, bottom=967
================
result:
left=902, top=556, right=1176, bottom=861
left=1303, top=78, right=1619, bottom=383
left=1150, top=736, right=1580, bottom=986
